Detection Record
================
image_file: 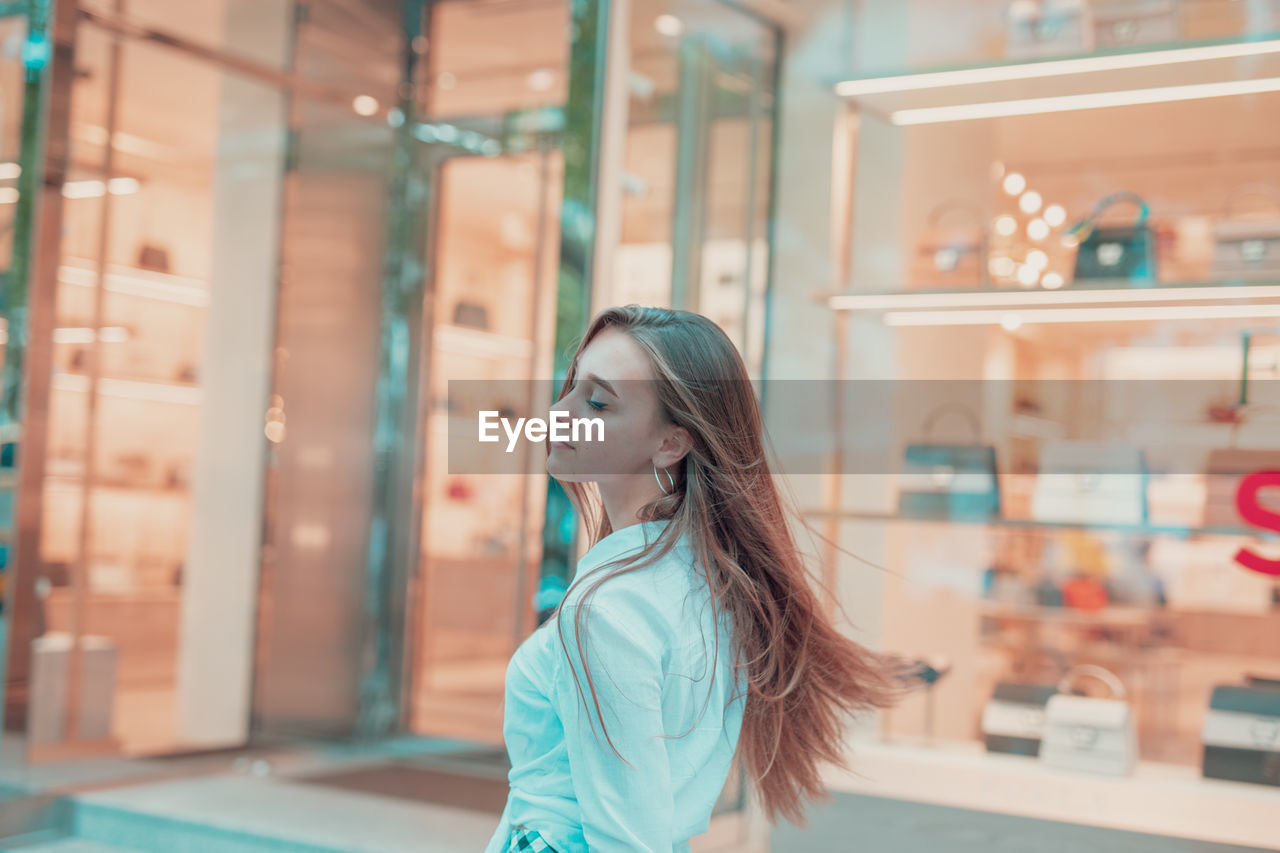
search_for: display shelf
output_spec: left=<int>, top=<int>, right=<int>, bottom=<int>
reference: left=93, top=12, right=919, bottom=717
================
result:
left=827, top=737, right=1280, bottom=850
left=818, top=279, right=1280, bottom=311
left=50, top=373, right=202, bottom=406
left=834, top=34, right=1280, bottom=121
left=43, top=476, right=188, bottom=496
left=978, top=600, right=1162, bottom=626
left=57, top=261, right=208, bottom=307
left=800, top=507, right=1279, bottom=540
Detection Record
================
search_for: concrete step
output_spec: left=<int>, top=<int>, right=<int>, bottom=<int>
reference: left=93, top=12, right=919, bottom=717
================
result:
left=7, top=840, right=144, bottom=852
left=67, top=772, right=501, bottom=853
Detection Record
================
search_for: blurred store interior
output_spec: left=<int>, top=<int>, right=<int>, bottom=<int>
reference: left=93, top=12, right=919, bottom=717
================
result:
left=0, top=0, right=1278, bottom=851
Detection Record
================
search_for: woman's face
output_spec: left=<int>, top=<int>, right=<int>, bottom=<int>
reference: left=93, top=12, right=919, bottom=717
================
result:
left=546, top=327, right=679, bottom=485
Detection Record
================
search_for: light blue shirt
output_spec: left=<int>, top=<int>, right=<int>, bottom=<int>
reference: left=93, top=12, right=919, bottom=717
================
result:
left=483, top=518, right=746, bottom=853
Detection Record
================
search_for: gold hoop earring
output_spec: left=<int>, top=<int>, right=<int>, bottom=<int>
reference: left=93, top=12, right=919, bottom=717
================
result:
left=653, top=463, right=675, bottom=495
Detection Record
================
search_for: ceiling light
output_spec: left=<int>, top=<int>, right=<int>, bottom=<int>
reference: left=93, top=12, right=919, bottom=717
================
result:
left=352, top=95, right=379, bottom=117
left=1001, top=314, right=1023, bottom=331
left=995, top=215, right=1018, bottom=236
left=1027, top=218, right=1050, bottom=240
left=0, top=162, right=20, bottom=180
left=1002, top=172, right=1026, bottom=195
left=1016, top=264, right=1040, bottom=286
left=1019, top=190, right=1042, bottom=214
left=527, top=68, right=555, bottom=92
left=655, top=14, right=683, bottom=37
left=1044, top=204, right=1067, bottom=227
left=1026, top=249, right=1049, bottom=270
left=1042, top=272, right=1065, bottom=289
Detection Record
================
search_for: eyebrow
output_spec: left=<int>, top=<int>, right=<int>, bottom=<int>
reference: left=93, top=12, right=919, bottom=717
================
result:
left=582, top=372, right=619, bottom=398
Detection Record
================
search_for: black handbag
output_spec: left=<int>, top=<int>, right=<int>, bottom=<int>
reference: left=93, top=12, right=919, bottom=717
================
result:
left=981, top=647, right=1070, bottom=756
left=1202, top=680, right=1280, bottom=787
left=1068, top=191, right=1156, bottom=285
left=898, top=403, right=1000, bottom=520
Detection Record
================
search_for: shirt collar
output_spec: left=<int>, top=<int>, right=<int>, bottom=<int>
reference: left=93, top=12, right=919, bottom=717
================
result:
left=576, top=518, right=677, bottom=577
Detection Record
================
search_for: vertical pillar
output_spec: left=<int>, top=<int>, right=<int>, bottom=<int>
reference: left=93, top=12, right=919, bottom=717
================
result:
left=172, top=1, right=292, bottom=747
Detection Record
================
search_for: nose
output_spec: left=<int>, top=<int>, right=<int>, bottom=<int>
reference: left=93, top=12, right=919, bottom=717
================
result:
left=549, top=385, right=586, bottom=421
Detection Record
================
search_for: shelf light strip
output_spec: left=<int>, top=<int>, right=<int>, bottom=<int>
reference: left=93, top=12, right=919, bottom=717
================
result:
left=891, top=76, right=1280, bottom=125
left=829, top=284, right=1280, bottom=311
left=884, top=303, right=1280, bottom=326
left=835, top=38, right=1280, bottom=96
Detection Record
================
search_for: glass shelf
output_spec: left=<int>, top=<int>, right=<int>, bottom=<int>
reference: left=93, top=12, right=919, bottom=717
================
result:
left=801, top=507, right=1280, bottom=541
left=833, top=33, right=1280, bottom=120
left=819, top=278, right=1280, bottom=311
left=836, top=33, right=1280, bottom=87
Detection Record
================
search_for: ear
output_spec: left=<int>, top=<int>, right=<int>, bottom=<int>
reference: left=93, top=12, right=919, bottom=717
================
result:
left=654, top=425, right=693, bottom=469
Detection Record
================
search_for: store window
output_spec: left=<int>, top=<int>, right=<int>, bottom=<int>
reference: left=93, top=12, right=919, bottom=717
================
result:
left=821, top=0, right=1280, bottom=797
left=31, top=5, right=289, bottom=757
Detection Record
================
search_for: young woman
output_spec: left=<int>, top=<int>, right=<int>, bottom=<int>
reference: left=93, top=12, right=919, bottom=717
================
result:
left=484, top=306, right=911, bottom=853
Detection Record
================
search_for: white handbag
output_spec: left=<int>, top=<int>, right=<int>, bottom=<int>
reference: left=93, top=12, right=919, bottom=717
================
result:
left=1212, top=187, right=1280, bottom=280
left=1031, top=441, right=1148, bottom=527
left=1040, top=664, right=1138, bottom=776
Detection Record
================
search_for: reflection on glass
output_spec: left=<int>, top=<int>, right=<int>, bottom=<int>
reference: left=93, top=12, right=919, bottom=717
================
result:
left=413, top=151, right=561, bottom=745
left=616, top=0, right=776, bottom=379
left=34, top=17, right=286, bottom=756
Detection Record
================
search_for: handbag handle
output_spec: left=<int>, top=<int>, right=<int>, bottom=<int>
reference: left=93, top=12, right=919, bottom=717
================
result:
left=920, top=401, right=982, bottom=443
left=1067, top=191, right=1150, bottom=241
left=1056, top=663, right=1127, bottom=701
left=1222, top=184, right=1280, bottom=221
left=1010, top=644, right=1072, bottom=681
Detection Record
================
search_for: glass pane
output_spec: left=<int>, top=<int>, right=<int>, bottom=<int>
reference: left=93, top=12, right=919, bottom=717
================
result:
left=412, top=150, right=562, bottom=745
left=831, top=2, right=1280, bottom=777
left=615, top=0, right=777, bottom=382
left=34, top=19, right=287, bottom=756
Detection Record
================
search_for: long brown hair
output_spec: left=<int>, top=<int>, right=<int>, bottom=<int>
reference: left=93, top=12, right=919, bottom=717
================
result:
left=548, top=305, right=913, bottom=828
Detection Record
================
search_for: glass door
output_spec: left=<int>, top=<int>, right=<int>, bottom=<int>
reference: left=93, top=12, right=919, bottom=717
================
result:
left=404, top=0, right=567, bottom=748
left=21, top=2, right=291, bottom=759
left=411, top=145, right=561, bottom=745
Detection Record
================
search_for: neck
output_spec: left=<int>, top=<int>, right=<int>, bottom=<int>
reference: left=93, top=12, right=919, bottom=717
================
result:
left=598, top=474, right=663, bottom=532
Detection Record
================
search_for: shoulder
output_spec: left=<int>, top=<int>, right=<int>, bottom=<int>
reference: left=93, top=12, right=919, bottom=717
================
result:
left=555, top=543, right=702, bottom=670
left=563, top=542, right=696, bottom=629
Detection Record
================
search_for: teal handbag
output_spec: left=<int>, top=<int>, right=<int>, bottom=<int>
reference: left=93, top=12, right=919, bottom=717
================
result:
left=898, top=403, right=1001, bottom=521
left=1068, top=191, right=1156, bottom=286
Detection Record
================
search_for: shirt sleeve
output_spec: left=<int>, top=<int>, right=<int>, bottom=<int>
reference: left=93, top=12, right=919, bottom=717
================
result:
left=551, top=598, right=675, bottom=853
